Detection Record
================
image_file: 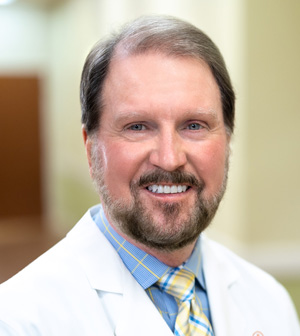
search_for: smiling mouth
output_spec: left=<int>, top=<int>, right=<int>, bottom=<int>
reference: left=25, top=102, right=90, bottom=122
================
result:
left=147, top=185, right=189, bottom=194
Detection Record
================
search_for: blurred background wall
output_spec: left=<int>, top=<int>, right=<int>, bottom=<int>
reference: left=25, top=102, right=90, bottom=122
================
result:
left=0, top=0, right=299, bottom=316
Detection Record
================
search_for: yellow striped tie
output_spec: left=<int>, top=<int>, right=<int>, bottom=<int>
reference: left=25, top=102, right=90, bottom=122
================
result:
left=157, top=267, right=213, bottom=336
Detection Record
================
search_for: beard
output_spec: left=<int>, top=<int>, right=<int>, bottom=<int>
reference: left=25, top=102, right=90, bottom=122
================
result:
left=90, top=141, right=229, bottom=252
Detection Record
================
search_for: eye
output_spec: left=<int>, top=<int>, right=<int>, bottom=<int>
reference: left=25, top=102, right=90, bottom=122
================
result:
left=187, top=122, right=203, bottom=130
left=128, top=124, right=146, bottom=131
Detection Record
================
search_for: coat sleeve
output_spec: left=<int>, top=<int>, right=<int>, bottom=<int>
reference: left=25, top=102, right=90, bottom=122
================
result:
left=279, top=284, right=300, bottom=335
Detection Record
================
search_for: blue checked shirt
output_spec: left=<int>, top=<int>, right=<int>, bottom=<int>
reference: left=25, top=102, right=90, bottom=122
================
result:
left=93, top=205, right=213, bottom=332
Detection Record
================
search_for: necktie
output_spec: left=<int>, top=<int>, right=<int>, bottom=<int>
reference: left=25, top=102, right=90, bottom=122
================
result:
left=157, top=267, right=214, bottom=336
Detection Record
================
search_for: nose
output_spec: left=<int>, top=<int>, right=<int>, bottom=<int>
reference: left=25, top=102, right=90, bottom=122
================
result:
left=149, top=129, right=187, bottom=171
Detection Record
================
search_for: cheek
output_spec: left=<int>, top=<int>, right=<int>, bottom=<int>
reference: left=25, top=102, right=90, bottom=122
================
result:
left=196, top=141, right=228, bottom=191
left=101, top=142, right=146, bottom=198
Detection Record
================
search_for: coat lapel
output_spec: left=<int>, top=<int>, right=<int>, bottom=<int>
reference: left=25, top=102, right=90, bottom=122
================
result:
left=201, top=236, right=247, bottom=336
left=68, top=207, right=173, bottom=336
left=67, top=208, right=124, bottom=294
left=114, top=265, right=173, bottom=336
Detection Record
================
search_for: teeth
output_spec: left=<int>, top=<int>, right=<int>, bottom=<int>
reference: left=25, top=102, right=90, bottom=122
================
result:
left=147, top=185, right=188, bottom=194
left=170, top=186, right=177, bottom=193
left=164, top=186, right=171, bottom=193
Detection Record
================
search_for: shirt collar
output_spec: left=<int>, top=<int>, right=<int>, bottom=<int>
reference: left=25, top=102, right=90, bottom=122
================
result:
left=93, top=204, right=206, bottom=291
left=185, top=236, right=207, bottom=291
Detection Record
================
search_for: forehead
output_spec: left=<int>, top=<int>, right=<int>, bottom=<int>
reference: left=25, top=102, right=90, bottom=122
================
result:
left=107, top=50, right=215, bottom=83
left=101, top=52, right=222, bottom=121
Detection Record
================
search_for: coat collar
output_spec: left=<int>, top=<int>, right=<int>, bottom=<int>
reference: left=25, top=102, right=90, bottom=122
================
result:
left=66, top=205, right=125, bottom=293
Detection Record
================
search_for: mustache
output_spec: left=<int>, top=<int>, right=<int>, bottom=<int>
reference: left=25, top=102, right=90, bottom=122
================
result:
left=135, top=169, right=203, bottom=189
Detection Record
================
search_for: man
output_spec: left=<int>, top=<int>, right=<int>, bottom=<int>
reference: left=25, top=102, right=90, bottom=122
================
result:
left=0, top=15, right=299, bottom=336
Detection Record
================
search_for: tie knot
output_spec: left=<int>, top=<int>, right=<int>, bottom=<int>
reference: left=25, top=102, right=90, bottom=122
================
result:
left=157, top=267, right=195, bottom=302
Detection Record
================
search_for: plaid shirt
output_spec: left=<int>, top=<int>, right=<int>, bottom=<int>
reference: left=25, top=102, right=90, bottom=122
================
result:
left=93, top=205, right=212, bottom=332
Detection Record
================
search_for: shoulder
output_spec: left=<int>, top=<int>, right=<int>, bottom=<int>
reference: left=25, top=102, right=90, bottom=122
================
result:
left=0, top=207, right=91, bottom=301
left=0, top=205, right=101, bottom=289
left=202, top=235, right=286, bottom=293
left=201, top=235, right=300, bottom=333
left=0, top=205, right=122, bottom=335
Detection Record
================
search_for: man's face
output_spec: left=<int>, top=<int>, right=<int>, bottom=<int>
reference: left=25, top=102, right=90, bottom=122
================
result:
left=85, top=53, right=230, bottom=251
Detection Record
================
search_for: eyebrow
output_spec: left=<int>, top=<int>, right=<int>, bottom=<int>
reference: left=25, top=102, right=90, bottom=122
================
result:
left=113, top=111, right=147, bottom=124
left=186, top=108, right=219, bottom=120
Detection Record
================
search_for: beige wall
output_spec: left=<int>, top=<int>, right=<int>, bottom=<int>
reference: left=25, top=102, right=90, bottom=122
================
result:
left=246, top=0, right=300, bottom=243
left=242, top=0, right=300, bottom=278
left=238, top=1, right=300, bottom=314
left=45, top=0, right=99, bottom=232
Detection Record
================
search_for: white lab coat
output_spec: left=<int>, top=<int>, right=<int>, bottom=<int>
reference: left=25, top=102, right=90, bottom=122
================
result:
left=0, top=205, right=299, bottom=335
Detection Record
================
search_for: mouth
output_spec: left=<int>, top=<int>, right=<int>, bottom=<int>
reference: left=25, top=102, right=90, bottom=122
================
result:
left=146, top=184, right=190, bottom=194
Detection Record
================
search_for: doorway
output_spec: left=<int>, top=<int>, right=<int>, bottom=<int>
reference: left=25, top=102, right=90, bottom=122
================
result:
left=0, top=76, right=42, bottom=218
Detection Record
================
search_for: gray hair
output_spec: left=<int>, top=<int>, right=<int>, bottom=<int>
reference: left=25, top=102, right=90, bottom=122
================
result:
left=80, top=15, right=235, bottom=135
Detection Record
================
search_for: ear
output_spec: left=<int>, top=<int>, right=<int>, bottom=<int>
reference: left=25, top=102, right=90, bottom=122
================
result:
left=82, top=125, right=93, bottom=177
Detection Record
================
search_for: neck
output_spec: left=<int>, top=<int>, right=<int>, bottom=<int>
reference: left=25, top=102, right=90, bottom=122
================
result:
left=140, top=243, right=197, bottom=267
